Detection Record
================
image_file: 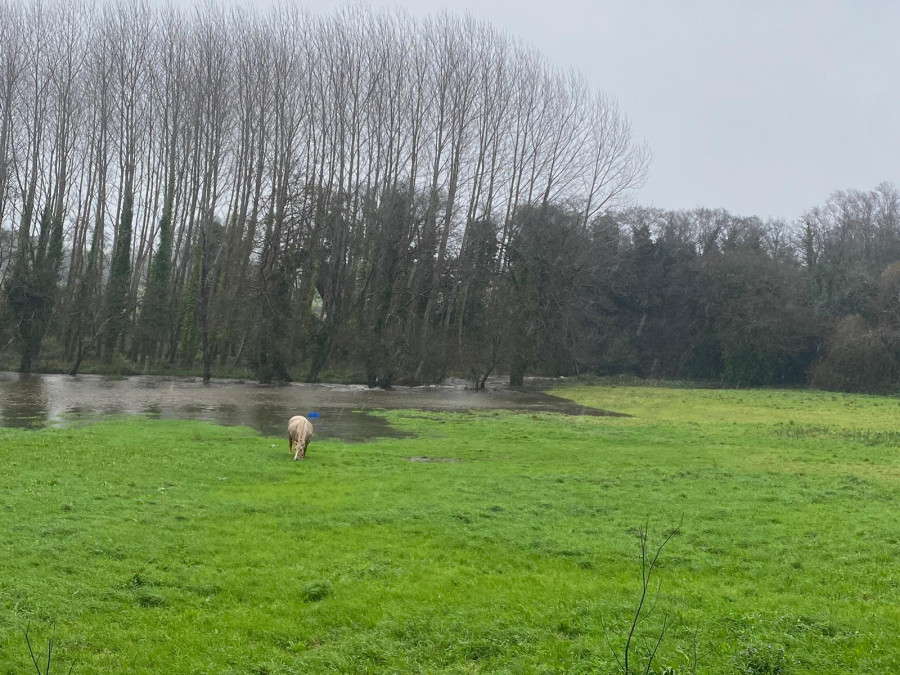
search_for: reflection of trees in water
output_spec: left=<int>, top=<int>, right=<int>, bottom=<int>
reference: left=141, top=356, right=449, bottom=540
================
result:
left=248, top=403, right=286, bottom=438
left=143, top=404, right=162, bottom=419
left=0, top=373, right=617, bottom=438
left=245, top=403, right=403, bottom=442
left=206, top=403, right=239, bottom=429
left=0, top=374, right=49, bottom=428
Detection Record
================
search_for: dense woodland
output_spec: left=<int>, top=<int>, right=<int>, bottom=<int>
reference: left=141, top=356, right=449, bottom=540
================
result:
left=0, top=1, right=898, bottom=393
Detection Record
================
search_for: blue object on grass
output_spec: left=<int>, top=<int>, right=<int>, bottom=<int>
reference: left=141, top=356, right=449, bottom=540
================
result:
left=307, top=411, right=321, bottom=418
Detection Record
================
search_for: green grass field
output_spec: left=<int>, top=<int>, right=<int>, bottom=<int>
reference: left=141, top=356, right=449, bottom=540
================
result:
left=1, top=384, right=899, bottom=673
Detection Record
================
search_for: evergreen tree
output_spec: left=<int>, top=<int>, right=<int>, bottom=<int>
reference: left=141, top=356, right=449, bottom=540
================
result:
left=103, top=188, right=134, bottom=361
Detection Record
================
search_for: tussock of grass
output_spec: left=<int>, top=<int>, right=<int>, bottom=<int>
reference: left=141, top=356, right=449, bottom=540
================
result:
left=1, top=385, right=899, bottom=672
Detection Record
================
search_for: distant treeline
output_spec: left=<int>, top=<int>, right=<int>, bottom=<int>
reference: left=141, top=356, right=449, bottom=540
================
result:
left=607, top=186, right=900, bottom=393
left=0, top=2, right=896, bottom=393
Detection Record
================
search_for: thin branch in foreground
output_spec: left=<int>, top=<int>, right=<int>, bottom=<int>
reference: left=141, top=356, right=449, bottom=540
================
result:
left=620, top=518, right=682, bottom=674
left=24, top=624, right=42, bottom=675
left=22, top=624, right=76, bottom=675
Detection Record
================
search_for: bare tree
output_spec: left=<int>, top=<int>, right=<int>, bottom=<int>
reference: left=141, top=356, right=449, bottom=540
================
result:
left=1, top=1, right=651, bottom=383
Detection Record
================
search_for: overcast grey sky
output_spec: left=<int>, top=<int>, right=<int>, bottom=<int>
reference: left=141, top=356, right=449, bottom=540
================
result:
left=279, top=0, right=899, bottom=221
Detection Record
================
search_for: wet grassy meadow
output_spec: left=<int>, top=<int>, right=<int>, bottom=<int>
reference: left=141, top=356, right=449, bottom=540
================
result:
left=1, top=382, right=898, bottom=672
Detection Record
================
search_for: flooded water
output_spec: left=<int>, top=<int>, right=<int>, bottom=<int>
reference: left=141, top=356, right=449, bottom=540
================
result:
left=0, top=372, right=620, bottom=442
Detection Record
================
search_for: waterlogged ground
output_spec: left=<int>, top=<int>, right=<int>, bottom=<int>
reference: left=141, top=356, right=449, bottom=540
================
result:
left=0, top=383, right=899, bottom=672
left=0, top=371, right=615, bottom=441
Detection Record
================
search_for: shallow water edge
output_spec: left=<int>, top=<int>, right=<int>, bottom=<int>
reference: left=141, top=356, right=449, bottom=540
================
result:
left=0, top=372, right=622, bottom=442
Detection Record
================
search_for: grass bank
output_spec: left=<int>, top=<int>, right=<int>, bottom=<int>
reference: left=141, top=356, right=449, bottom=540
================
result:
left=1, top=385, right=899, bottom=672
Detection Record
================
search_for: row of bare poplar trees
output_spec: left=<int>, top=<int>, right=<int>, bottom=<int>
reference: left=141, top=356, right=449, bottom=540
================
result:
left=0, top=0, right=649, bottom=383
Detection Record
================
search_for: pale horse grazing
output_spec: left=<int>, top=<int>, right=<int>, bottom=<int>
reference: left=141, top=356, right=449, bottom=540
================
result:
left=288, top=415, right=314, bottom=460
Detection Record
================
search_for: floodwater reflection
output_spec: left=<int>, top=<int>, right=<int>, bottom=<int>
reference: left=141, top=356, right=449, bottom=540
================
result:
left=0, top=373, right=49, bottom=428
left=0, top=372, right=619, bottom=442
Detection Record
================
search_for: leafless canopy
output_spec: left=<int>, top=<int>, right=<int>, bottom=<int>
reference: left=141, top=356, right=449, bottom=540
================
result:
left=0, top=0, right=649, bottom=381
